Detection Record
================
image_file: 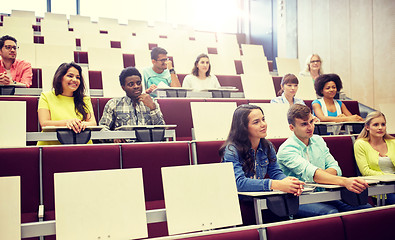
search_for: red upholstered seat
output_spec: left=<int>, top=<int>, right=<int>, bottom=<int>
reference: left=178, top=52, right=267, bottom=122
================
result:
left=248, top=99, right=271, bottom=104
left=88, top=70, right=103, bottom=89
left=272, top=76, right=282, bottom=96
left=177, top=229, right=260, bottom=240
left=90, top=97, right=99, bottom=121
left=157, top=98, right=205, bottom=141
left=97, top=97, right=112, bottom=121
left=0, top=96, right=39, bottom=132
left=123, top=53, right=135, bottom=68
left=32, top=68, right=42, bottom=88
left=268, top=138, right=287, bottom=152
left=74, top=51, right=88, bottom=64
left=341, top=207, right=395, bottom=240
left=323, top=136, right=357, bottom=177
left=266, top=216, right=345, bottom=240
left=110, top=41, right=121, bottom=48
left=194, top=140, right=225, bottom=164
left=0, top=147, right=40, bottom=224
left=205, top=98, right=248, bottom=106
left=42, top=144, right=121, bottom=221
left=234, top=60, right=244, bottom=74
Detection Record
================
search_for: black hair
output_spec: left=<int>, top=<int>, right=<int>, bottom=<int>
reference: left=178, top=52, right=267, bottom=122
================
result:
left=119, top=67, right=142, bottom=86
left=0, top=35, right=17, bottom=49
left=314, top=74, right=343, bottom=97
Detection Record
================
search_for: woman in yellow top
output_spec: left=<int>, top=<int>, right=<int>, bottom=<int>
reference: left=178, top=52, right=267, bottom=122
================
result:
left=354, top=111, right=395, bottom=204
left=37, top=62, right=96, bottom=145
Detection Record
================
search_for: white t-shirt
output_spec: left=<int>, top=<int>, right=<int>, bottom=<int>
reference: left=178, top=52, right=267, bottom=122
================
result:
left=182, top=74, right=221, bottom=91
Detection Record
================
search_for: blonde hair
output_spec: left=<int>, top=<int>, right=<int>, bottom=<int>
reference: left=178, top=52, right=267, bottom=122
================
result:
left=357, top=111, right=395, bottom=140
left=304, top=54, right=324, bottom=74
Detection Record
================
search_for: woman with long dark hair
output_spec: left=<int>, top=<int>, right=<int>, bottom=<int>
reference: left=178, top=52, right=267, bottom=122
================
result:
left=219, top=104, right=304, bottom=193
left=37, top=62, right=96, bottom=145
left=182, top=53, right=220, bottom=91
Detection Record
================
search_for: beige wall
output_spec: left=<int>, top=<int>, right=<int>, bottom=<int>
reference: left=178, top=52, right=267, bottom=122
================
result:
left=297, top=0, right=395, bottom=109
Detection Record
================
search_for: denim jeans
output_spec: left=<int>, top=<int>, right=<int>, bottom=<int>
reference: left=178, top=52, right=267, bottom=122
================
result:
left=295, top=200, right=372, bottom=218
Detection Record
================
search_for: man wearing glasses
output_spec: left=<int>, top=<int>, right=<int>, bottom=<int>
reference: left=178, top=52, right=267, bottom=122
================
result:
left=142, top=47, right=181, bottom=97
left=99, top=67, right=165, bottom=143
left=0, top=35, right=32, bottom=87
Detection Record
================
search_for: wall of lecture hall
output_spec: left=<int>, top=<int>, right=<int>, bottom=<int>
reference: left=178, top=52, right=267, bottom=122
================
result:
left=297, top=0, right=394, bottom=110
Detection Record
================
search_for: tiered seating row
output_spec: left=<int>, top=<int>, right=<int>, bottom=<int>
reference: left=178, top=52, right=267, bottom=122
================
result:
left=0, top=96, right=361, bottom=142
left=150, top=205, right=395, bottom=240
left=1, top=134, right=362, bottom=238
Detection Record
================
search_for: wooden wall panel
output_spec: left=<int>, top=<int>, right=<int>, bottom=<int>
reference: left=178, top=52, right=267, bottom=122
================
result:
left=349, top=0, right=374, bottom=107
left=329, top=0, right=351, bottom=97
left=297, top=0, right=313, bottom=71
left=312, top=0, right=331, bottom=72
left=373, top=0, right=395, bottom=109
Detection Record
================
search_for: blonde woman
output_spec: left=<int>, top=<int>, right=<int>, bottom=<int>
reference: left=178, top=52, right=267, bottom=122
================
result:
left=300, top=54, right=323, bottom=81
left=354, top=111, right=395, bottom=204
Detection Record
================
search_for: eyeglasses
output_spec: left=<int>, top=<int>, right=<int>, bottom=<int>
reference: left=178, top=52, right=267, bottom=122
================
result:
left=3, top=45, right=19, bottom=51
left=310, top=60, right=321, bottom=64
left=156, top=58, right=169, bottom=63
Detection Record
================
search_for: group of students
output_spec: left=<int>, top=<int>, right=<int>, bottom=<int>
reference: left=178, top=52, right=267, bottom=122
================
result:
left=221, top=103, right=394, bottom=222
left=3, top=34, right=394, bottom=220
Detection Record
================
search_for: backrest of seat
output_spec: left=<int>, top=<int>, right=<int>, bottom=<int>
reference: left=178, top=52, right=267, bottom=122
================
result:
left=0, top=96, right=39, bottom=132
left=42, top=144, right=121, bottom=212
left=0, top=147, right=40, bottom=222
left=157, top=98, right=205, bottom=141
left=121, top=142, right=191, bottom=202
left=247, top=99, right=271, bottom=104
left=194, top=140, right=225, bottom=165
left=90, top=97, right=99, bottom=121
left=268, top=138, right=287, bottom=152
left=88, top=70, right=103, bottom=89
left=323, top=136, right=357, bottom=177
left=272, top=76, right=282, bottom=97
left=97, top=97, right=112, bottom=121
left=342, top=100, right=360, bottom=116
left=341, top=207, right=395, bottom=240
left=177, top=229, right=259, bottom=240
left=266, top=216, right=345, bottom=240
left=205, top=98, right=248, bottom=106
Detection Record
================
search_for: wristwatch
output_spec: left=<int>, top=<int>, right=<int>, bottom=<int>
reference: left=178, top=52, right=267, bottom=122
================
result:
left=169, top=69, right=176, bottom=74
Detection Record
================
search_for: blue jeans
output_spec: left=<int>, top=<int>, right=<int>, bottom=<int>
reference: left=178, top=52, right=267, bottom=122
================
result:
left=386, top=193, right=395, bottom=205
left=296, top=200, right=372, bottom=218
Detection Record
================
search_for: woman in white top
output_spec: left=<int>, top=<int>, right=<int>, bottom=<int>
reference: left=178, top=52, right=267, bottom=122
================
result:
left=182, top=53, right=220, bottom=91
left=312, top=74, right=363, bottom=122
left=299, top=54, right=323, bottom=81
left=270, top=74, right=305, bottom=106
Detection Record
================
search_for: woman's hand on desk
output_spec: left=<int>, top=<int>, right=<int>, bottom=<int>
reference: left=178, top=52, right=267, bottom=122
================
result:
left=66, top=118, right=86, bottom=133
left=272, top=177, right=305, bottom=196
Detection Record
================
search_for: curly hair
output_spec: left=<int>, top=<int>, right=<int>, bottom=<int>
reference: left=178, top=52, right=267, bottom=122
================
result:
left=119, top=67, right=142, bottom=86
left=52, top=62, right=90, bottom=121
left=314, top=73, right=343, bottom=97
left=219, top=104, right=276, bottom=175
